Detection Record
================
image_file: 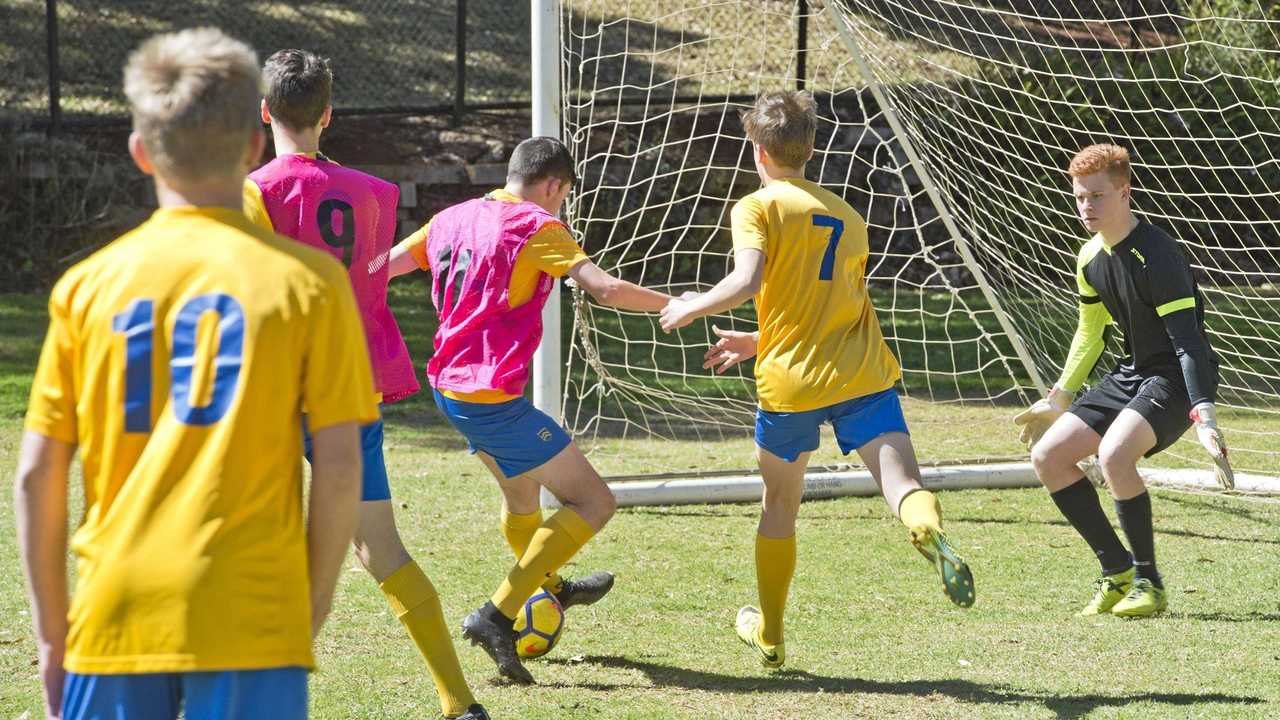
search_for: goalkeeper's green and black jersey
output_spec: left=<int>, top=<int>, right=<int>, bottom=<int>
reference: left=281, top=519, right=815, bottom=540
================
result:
left=1056, top=219, right=1217, bottom=406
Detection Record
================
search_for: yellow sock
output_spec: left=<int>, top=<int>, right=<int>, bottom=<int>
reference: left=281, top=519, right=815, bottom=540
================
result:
left=380, top=562, right=476, bottom=717
left=899, top=489, right=943, bottom=532
left=755, top=533, right=796, bottom=647
left=492, top=508, right=595, bottom=618
left=500, top=509, right=565, bottom=594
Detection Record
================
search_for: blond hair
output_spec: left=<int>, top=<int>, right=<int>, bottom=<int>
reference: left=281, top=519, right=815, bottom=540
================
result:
left=742, top=91, right=817, bottom=169
left=1068, top=143, right=1131, bottom=185
left=124, top=28, right=262, bottom=184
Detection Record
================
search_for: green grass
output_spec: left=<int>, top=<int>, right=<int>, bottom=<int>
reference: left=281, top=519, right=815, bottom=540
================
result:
left=2, top=288, right=1280, bottom=718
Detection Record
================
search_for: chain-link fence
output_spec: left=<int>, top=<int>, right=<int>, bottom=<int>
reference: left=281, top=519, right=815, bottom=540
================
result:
left=2, top=0, right=537, bottom=128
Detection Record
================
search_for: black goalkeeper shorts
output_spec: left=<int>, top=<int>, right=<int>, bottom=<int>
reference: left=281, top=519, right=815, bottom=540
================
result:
left=1067, top=369, right=1193, bottom=457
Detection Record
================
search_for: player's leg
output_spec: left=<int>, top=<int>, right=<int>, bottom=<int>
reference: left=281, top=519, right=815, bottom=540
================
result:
left=61, top=672, right=181, bottom=720
left=478, top=452, right=613, bottom=609
left=1100, top=376, right=1189, bottom=618
left=442, top=391, right=611, bottom=684
left=1032, top=376, right=1144, bottom=614
left=826, top=390, right=974, bottom=608
left=463, top=441, right=613, bottom=683
left=314, top=416, right=483, bottom=719
left=734, top=407, right=820, bottom=669
left=180, top=667, right=306, bottom=720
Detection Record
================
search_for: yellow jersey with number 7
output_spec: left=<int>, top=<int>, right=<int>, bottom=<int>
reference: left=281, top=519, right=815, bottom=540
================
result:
left=730, top=177, right=900, bottom=412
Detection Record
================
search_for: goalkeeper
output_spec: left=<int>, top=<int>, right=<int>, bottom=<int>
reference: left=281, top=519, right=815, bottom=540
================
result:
left=1015, top=143, right=1227, bottom=619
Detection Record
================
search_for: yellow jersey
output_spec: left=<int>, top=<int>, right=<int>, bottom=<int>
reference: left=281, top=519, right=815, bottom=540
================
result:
left=24, top=206, right=378, bottom=674
left=395, top=188, right=588, bottom=403
left=731, top=177, right=901, bottom=412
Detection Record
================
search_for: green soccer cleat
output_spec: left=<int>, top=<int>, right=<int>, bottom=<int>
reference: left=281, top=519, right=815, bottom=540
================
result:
left=909, top=526, right=976, bottom=608
left=1078, top=566, right=1135, bottom=616
left=734, top=606, right=785, bottom=670
left=1110, top=578, right=1168, bottom=618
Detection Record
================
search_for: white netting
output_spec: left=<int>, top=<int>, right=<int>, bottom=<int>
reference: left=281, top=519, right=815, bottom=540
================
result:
left=558, top=0, right=1280, bottom=476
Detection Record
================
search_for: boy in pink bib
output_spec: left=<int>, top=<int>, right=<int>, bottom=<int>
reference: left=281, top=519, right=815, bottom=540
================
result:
left=243, top=50, right=484, bottom=720
left=390, top=137, right=673, bottom=684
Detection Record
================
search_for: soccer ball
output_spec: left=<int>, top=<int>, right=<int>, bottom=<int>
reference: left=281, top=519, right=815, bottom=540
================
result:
left=513, top=590, right=564, bottom=659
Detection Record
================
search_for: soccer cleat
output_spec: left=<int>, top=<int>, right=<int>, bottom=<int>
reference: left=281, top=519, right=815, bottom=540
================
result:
left=1077, top=566, right=1135, bottom=616
left=1110, top=578, right=1168, bottom=618
left=552, top=571, right=615, bottom=610
left=909, top=526, right=976, bottom=608
left=446, top=705, right=491, bottom=720
left=734, top=606, right=785, bottom=670
left=461, top=606, right=534, bottom=685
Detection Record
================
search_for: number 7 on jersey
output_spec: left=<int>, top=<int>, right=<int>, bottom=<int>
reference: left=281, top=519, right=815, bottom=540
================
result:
left=813, top=214, right=845, bottom=281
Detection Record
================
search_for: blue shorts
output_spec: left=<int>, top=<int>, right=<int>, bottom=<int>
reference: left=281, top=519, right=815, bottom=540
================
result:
left=432, top=389, right=572, bottom=477
left=303, top=412, right=391, bottom=502
left=755, top=388, right=909, bottom=463
left=62, top=667, right=307, bottom=720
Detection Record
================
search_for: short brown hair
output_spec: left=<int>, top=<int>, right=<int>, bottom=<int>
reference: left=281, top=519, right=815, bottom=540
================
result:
left=742, top=91, right=817, bottom=169
left=507, top=136, right=576, bottom=185
left=124, top=28, right=262, bottom=184
left=263, top=49, right=333, bottom=130
left=1068, top=143, right=1131, bottom=185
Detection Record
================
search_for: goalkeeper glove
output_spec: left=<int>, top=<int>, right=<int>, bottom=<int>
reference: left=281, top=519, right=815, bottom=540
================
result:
left=1190, top=402, right=1234, bottom=490
left=1012, top=387, right=1073, bottom=450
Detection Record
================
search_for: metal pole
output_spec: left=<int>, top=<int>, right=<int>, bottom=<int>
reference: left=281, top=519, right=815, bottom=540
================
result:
left=46, top=0, right=61, bottom=135
left=531, top=0, right=563, bottom=421
left=453, top=0, right=467, bottom=127
left=796, top=0, right=808, bottom=91
left=826, top=3, right=1048, bottom=393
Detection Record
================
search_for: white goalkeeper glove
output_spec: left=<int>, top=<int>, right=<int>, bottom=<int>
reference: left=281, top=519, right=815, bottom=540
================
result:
left=1190, top=402, right=1234, bottom=490
left=1012, top=387, right=1073, bottom=450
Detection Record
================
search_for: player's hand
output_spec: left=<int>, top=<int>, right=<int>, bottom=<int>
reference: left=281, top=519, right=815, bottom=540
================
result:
left=37, top=638, right=65, bottom=720
left=702, top=325, right=758, bottom=374
left=1012, top=387, right=1073, bottom=450
left=679, top=290, right=701, bottom=301
left=1190, top=402, right=1234, bottom=490
left=659, top=298, right=697, bottom=332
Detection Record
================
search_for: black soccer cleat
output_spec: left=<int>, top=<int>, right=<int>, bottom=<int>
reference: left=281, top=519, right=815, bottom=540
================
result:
left=448, top=704, right=491, bottom=720
left=461, top=604, right=534, bottom=685
left=553, top=571, right=615, bottom=610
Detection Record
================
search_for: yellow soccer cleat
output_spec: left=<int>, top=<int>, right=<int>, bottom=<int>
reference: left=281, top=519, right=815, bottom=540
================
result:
left=1078, top=566, right=1135, bottom=616
left=734, top=606, right=785, bottom=670
left=1110, top=578, right=1168, bottom=618
left=909, top=526, right=976, bottom=608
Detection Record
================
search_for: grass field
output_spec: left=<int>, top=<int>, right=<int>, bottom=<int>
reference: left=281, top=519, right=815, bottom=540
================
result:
left=2, top=287, right=1280, bottom=719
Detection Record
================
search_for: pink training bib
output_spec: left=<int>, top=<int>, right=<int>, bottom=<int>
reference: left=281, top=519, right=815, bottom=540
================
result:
left=250, top=154, right=419, bottom=403
left=425, top=196, right=560, bottom=396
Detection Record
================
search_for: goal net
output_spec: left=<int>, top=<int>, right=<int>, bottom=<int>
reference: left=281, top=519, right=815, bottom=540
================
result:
left=555, top=0, right=1280, bottom=479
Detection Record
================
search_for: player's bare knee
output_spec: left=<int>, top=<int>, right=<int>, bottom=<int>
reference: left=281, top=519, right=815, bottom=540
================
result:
left=1096, top=441, right=1138, bottom=481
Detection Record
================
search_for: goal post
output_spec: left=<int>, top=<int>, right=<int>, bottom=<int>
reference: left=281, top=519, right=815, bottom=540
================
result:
left=536, top=0, right=1280, bottom=499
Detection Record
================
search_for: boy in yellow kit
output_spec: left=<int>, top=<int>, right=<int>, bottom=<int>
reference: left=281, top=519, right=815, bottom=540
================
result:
left=660, top=91, right=975, bottom=669
left=14, top=28, right=375, bottom=719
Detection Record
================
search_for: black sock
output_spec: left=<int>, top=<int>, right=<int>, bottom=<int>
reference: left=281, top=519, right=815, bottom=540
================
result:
left=482, top=600, right=515, bottom=629
left=1115, top=491, right=1162, bottom=588
left=1050, top=477, right=1133, bottom=576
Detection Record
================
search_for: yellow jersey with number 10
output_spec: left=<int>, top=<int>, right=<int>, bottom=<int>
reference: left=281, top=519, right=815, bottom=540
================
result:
left=731, top=177, right=901, bottom=412
left=24, top=206, right=378, bottom=674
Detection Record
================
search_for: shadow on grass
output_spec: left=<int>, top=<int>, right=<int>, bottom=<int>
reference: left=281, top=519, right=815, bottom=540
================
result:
left=946, top=514, right=1280, bottom=547
left=1173, top=611, right=1280, bottom=623
left=549, top=655, right=1263, bottom=719
left=1158, top=492, right=1280, bottom=525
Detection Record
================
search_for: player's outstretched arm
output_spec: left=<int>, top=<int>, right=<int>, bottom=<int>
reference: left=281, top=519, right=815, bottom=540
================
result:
left=659, top=248, right=764, bottom=332
left=568, top=260, right=673, bottom=313
left=14, top=431, right=74, bottom=720
left=306, top=422, right=362, bottom=637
